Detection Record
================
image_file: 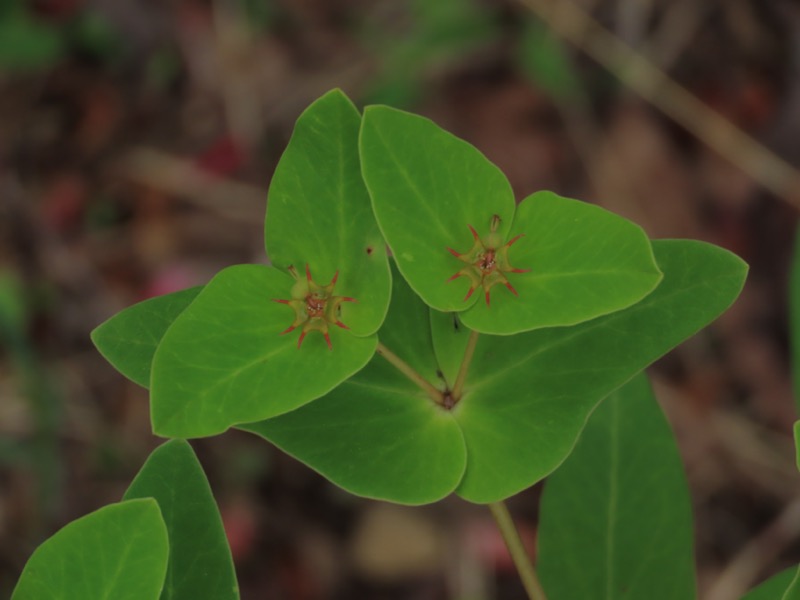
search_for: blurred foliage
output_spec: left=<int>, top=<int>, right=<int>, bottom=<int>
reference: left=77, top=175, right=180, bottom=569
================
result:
left=361, top=0, right=500, bottom=106
left=68, top=10, right=123, bottom=64
left=0, top=273, right=62, bottom=521
left=236, top=0, right=275, bottom=32
left=0, top=4, right=64, bottom=71
left=0, top=2, right=126, bottom=72
left=517, top=19, right=580, bottom=101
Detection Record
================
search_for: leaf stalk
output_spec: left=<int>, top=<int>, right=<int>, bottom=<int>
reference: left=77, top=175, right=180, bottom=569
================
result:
left=489, top=501, right=548, bottom=600
left=375, top=342, right=444, bottom=405
left=452, top=328, right=480, bottom=401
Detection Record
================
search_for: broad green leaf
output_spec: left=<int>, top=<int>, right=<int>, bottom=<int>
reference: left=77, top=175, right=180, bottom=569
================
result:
left=266, top=89, right=390, bottom=337
left=241, top=362, right=466, bottom=504
left=459, top=191, right=662, bottom=334
left=12, top=499, right=168, bottom=600
left=241, top=266, right=465, bottom=505
left=537, top=374, right=697, bottom=600
left=360, top=105, right=515, bottom=313
left=124, top=440, right=239, bottom=600
left=742, top=568, right=799, bottom=600
left=360, top=107, right=661, bottom=333
left=451, top=239, right=747, bottom=502
left=151, top=265, right=376, bottom=438
left=91, top=287, right=202, bottom=388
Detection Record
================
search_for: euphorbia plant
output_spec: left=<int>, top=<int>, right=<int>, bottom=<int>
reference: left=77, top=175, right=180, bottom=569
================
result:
left=13, top=90, right=754, bottom=599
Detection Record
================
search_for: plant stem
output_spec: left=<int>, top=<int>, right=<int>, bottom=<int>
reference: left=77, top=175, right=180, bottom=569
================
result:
left=488, top=501, right=548, bottom=600
left=452, top=329, right=479, bottom=400
left=375, top=342, right=443, bottom=405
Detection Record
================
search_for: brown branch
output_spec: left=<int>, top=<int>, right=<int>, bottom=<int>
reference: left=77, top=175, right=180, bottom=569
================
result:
left=517, top=0, right=800, bottom=206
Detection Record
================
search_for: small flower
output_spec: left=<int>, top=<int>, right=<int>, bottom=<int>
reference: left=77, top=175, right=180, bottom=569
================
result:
left=446, top=215, right=530, bottom=306
left=273, top=264, right=356, bottom=349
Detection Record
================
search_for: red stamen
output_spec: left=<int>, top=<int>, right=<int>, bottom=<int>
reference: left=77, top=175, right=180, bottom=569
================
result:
left=330, top=270, right=339, bottom=286
left=334, top=321, right=350, bottom=330
left=463, top=286, right=476, bottom=301
left=340, top=297, right=357, bottom=303
left=505, top=233, right=525, bottom=247
left=297, top=331, right=307, bottom=348
left=323, top=332, right=332, bottom=350
left=446, top=272, right=462, bottom=282
left=467, top=225, right=480, bottom=241
left=509, top=267, right=531, bottom=273
left=273, top=298, right=290, bottom=304
left=505, top=281, right=519, bottom=296
left=280, top=324, right=297, bottom=335
left=305, top=264, right=312, bottom=282
left=484, top=289, right=491, bottom=306
left=447, top=247, right=461, bottom=258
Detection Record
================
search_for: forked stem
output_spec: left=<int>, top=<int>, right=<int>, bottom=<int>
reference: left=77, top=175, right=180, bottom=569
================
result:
left=488, top=501, right=548, bottom=600
left=375, top=342, right=443, bottom=405
left=452, top=329, right=480, bottom=401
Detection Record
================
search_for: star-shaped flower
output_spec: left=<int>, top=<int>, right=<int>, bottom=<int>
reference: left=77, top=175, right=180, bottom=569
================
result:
left=273, top=265, right=357, bottom=349
left=446, top=216, right=530, bottom=306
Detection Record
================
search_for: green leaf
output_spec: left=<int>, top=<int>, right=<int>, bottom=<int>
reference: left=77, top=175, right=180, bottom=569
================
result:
left=360, top=107, right=661, bottom=333
left=743, top=568, right=800, bottom=600
left=451, top=239, right=747, bottom=502
left=360, top=105, right=515, bottom=313
left=124, top=440, right=239, bottom=600
left=537, top=374, right=697, bottom=599
left=266, top=89, right=390, bottom=337
left=151, top=265, right=376, bottom=438
left=241, top=264, right=465, bottom=504
left=91, top=287, right=202, bottom=388
left=11, top=499, right=168, bottom=600
left=459, top=191, right=662, bottom=334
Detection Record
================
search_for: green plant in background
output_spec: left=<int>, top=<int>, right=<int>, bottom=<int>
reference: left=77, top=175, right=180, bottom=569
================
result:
left=360, top=0, right=499, bottom=106
left=0, top=1, right=123, bottom=72
left=11, top=89, right=765, bottom=599
left=0, top=1, right=63, bottom=72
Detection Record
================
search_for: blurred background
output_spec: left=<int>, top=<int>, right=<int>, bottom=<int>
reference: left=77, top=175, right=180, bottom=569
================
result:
left=2, top=0, right=800, bottom=598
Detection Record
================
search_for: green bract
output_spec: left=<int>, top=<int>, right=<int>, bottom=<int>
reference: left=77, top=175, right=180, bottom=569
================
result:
left=12, top=499, right=169, bottom=600
left=102, top=89, right=392, bottom=438
left=360, top=105, right=662, bottom=334
left=244, top=240, right=745, bottom=504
